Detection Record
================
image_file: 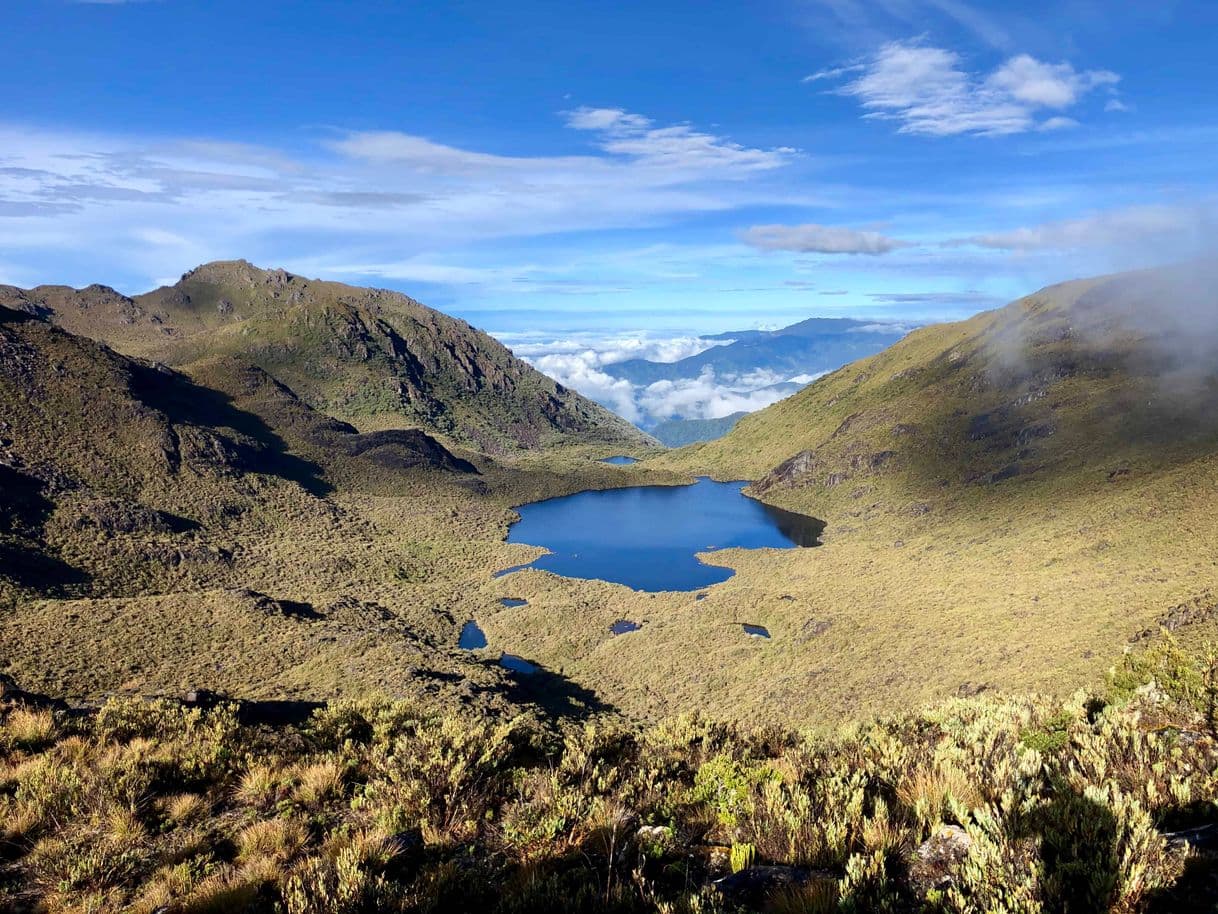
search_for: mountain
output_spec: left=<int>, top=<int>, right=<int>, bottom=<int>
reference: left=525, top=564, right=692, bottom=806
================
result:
left=606, top=316, right=909, bottom=386
left=0, top=300, right=473, bottom=602
left=1, top=261, right=652, bottom=455
left=673, top=264, right=1218, bottom=509
left=649, top=411, right=748, bottom=446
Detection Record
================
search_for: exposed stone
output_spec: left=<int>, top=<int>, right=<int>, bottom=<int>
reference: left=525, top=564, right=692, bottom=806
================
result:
left=1130, top=594, right=1218, bottom=642
left=910, top=824, right=974, bottom=892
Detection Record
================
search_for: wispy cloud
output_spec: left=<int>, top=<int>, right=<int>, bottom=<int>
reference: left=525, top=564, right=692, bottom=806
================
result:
left=814, top=40, right=1120, bottom=137
left=947, top=203, right=1214, bottom=252
left=801, top=0, right=1018, bottom=51
left=0, top=111, right=800, bottom=289
left=741, top=223, right=911, bottom=254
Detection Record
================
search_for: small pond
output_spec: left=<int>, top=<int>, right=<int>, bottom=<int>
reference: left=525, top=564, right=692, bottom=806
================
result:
left=458, top=620, right=488, bottom=650
left=609, top=619, right=643, bottom=635
left=500, top=598, right=528, bottom=608
left=600, top=455, right=639, bottom=465
left=458, top=620, right=538, bottom=675
left=742, top=624, right=771, bottom=639
left=505, top=477, right=824, bottom=591
left=499, top=653, right=537, bottom=674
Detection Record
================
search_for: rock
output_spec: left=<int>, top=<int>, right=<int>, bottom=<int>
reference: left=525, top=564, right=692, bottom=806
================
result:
left=183, top=689, right=223, bottom=706
left=754, top=449, right=816, bottom=493
left=910, top=824, right=973, bottom=892
left=390, top=827, right=425, bottom=853
left=799, top=619, right=832, bottom=641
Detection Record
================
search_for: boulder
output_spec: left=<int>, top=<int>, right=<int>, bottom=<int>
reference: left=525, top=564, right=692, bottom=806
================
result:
left=910, top=824, right=973, bottom=892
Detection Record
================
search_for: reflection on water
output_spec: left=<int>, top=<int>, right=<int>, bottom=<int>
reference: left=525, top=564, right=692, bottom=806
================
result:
left=600, top=456, right=639, bottom=465
left=609, top=619, right=642, bottom=634
left=742, top=624, right=771, bottom=638
left=500, top=598, right=527, bottom=607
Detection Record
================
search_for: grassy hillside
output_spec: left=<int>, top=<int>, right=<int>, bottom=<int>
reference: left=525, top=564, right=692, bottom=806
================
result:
left=0, top=261, right=654, bottom=455
left=0, top=303, right=682, bottom=715
left=650, top=411, right=747, bottom=446
left=660, top=265, right=1218, bottom=505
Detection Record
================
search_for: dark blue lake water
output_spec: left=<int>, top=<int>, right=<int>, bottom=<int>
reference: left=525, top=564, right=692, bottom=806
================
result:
left=504, top=477, right=824, bottom=591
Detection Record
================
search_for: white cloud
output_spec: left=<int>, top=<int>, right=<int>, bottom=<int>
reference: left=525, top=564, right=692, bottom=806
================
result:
left=787, top=373, right=826, bottom=385
left=507, top=332, right=805, bottom=425
left=742, top=223, right=910, bottom=254
left=949, top=203, right=1213, bottom=252
left=639, top=368, right=799, bottom=422
left=0, top=110, right=798, bottom=290
left=508, top=333, right=724, bottom=365
left=1037, top=116, right=1079, bottom=132
left=818, top=41, right=1120, bottom=137
left=528, top=351, right=642, bottom=422
left=563, top=106, right=796, bottom=172
left=986, top=55, right=1117, bottom=108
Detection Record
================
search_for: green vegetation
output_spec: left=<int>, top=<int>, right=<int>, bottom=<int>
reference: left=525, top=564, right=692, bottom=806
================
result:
left=0, top=643, right=1213, bottom=913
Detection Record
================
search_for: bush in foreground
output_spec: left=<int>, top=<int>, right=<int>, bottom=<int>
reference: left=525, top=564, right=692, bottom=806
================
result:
left=0, top=641, right=1214, bottom=913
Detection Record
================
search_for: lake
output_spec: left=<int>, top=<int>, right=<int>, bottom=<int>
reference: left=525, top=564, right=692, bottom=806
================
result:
left=600, top=455, right=638, bottom=465
left=503, top=477, right=824, bottom=591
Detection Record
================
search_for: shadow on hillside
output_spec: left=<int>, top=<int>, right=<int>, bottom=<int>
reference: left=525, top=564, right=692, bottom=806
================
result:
left=499, top=661, right=618, bottom=721
left=1146, top=854, right=1218, bottom=914
left=0, top=541, right=92, bottom=596
left=235, top=698, right=327, bottom=726
left=127, top=362, right=332, bottom=497
left=0, top=465, right=54, bottom=534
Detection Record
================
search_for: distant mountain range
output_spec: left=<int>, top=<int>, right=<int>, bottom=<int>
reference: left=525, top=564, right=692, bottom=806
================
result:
left=605, top=317, right=911, bottom=388
left=600, top=316, right=912, bottom=442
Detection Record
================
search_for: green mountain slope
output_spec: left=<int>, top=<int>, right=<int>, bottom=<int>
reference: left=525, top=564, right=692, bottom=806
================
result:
left=1, top=261, right=653, bottom=455
left=668, top=264, right=1218, bottom=516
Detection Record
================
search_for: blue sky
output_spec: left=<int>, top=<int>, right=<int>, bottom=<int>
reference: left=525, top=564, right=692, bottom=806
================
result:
left=2, top=0, right=1216, bottom=338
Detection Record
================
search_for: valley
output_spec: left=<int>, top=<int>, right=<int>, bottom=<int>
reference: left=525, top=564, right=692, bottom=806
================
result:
left=4, top=262, right=1216, bottom=729
left=2, top=260, right=1217, bottom=911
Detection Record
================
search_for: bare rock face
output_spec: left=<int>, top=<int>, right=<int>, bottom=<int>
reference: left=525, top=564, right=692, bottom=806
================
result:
left=753, top=449, right=816, bottom=494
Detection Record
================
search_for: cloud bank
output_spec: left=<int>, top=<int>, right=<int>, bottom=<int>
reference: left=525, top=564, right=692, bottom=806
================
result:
left=500, top=331, right=814, bottom=425
left=0, top=110, right=798, bottom=289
